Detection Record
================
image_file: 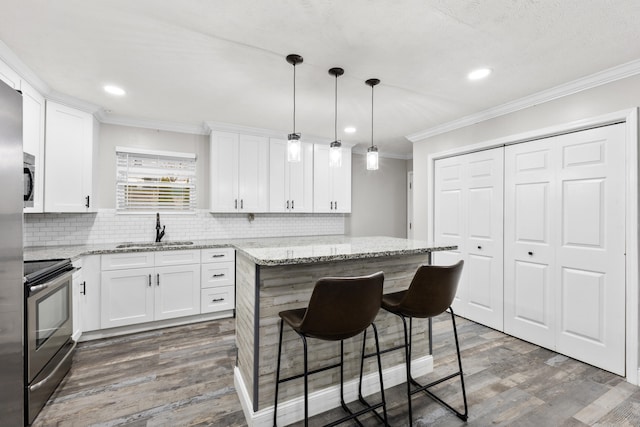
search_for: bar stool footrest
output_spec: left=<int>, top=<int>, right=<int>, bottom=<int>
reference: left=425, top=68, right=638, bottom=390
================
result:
left=408, top=372, right=468, bottom=421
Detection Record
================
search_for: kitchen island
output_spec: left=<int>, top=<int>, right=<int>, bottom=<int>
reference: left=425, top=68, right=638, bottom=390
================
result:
left=232, top=236, right=454, bottom=426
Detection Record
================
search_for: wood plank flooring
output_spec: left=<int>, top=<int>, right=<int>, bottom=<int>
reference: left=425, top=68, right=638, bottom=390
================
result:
left=34, top=315, right=640, bottom=426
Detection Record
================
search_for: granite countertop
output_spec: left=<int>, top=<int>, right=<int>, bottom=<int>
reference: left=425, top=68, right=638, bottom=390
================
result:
left=233, top=236, right=455, bottom=266
left=24, top=235, right=455, bottom=265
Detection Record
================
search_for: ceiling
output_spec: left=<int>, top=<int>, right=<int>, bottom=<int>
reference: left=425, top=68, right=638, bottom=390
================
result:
left=1, top=0, right=640, bottom=157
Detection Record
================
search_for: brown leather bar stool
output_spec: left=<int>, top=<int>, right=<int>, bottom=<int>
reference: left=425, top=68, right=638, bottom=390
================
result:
left=381, top=260, right=467, bottom=425
left=273, top=271, right=388, bottom=427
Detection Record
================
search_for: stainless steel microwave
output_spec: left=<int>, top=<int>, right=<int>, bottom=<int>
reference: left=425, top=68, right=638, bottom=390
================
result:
left=24, top=152, right=35, bottom=208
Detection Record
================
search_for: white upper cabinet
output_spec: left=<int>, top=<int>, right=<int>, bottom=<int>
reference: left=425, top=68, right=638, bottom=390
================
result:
left=269, top=138, right=313, bottom=213
left=210, top=131, right=269, bottom=212
left=44, top=101, right=96, bottom=212
left=313, top=144, right=351, bottom=213
left=21, top=81, right=45, bottom=213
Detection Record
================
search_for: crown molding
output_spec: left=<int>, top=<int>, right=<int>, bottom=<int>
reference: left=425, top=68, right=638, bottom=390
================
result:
left=406, top=58, right=640, bottom=142
left=98, top=113, right=209, bottom=135
left=0, top=39, right=51, bottom=95
left=46, top=90, right=103, bottom=115
left=351, top=147, right=412, bottom=160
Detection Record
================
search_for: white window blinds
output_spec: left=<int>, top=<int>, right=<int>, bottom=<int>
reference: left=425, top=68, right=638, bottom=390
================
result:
left=116, top=147, right=197, bottom=212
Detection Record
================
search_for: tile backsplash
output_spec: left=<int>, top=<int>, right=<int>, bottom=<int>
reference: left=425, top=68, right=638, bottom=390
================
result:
left=24, top=209, right=345, bottom=247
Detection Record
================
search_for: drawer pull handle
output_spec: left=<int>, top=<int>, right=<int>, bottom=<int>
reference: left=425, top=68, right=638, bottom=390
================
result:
left=212, top=298, right=225, bottom=302
left=211, top=254, right=225, bottom=258
left=212, top=274, right=225, bottom=278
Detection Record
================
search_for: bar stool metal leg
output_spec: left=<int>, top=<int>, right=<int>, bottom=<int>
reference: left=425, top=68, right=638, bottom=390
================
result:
left=274, top=318, right=284, bottom=427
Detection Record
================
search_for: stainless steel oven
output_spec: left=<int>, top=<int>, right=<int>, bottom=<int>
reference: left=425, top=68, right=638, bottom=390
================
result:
left=24, top=259, right=76, bottom=425
left=23, top=152, right=35, bottom=208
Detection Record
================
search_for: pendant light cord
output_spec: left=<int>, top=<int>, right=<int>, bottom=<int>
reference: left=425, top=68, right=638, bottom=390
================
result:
left=370, top=84, right=374, bottom=149
left=293, top=64, right=296, bottom=134
left=334, top=74, right=338, bottom=141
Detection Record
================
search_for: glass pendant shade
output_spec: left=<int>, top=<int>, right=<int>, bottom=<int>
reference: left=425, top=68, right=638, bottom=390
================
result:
left=287, top=133, right=301, bottom=162
left=329, top=140, right=342, bottom=168
left=367, top=145, right=379, bottom=170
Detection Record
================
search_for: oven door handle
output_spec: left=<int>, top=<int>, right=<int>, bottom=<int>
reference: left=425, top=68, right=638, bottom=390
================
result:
left=29, top=340, right=77, bottom=392
left=27, top=267, right=79, bottom=296
left=28, top=283, right=49, bottom=294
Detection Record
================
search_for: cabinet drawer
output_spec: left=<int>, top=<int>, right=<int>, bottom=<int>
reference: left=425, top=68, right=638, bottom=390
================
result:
left=201, top=247, right=235, bottom=263
left=201, top=262, right=235, bottom=288
left=102, top=252, right=154, bottom=271
left=155, top=250, right=200, bottom=266
left=201, top=286, right=235, bottom=313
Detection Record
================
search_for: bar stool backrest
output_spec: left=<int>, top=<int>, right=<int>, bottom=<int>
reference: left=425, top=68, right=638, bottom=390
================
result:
left=399, top=261, right=464, bottom=318
left=298, top=271, right=384, bottom=341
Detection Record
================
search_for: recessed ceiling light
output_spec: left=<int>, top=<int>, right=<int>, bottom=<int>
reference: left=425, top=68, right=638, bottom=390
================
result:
left=344, top=126, right=356, bottom=134
left=467, top=68, right=492, bottom=81
left=104, top=85, right=126, bottom=96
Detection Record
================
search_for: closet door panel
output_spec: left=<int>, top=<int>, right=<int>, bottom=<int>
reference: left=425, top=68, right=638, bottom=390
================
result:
left=554, top=124, right=626, bottom=376
left=465, top=150, right=504, bottom=329
left=504, top=140, right=556, bottom=348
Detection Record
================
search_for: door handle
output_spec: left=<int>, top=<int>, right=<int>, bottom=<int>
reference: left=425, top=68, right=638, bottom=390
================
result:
left=330, top=201, right=334, bottom=210
left=148, top=274, right=152, bottom=287
left=81, top=281, right=86, bottom=295
left=334, top=201, right=337, bottom=210
left=286, top=200, right=289, bottom=209
left=85, top=195, right=90, bottom=208
left=235, top=199, right=238, bottom=209
left=528, top=251, right=534, bottom=256
left=240, top=199, right=244, bottom=209
left=157, top=273, right=160, bottom=286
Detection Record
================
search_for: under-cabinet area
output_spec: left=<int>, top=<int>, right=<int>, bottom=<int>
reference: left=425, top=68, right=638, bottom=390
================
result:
left=66, top=247, right=236, bottom=341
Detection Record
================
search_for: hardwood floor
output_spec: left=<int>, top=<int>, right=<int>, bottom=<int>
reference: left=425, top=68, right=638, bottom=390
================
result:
left=34, top=315, right=640, bottom=426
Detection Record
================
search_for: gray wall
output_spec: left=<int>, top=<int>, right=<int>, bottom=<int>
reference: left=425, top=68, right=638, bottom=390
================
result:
left=346, top=153, right=408, bottom=238
left=98, top=124, right=210, bottom=209
left=412, top=73, right=640, bottom=241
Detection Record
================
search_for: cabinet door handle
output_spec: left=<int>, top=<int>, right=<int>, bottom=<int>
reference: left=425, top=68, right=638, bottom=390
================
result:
left=212, top=298, right=225, bottom=302
left=85, top=195, right=90, bottom=208
left=240, top=199, right=244, bottom=209
left=212, top=273, right=225, bottom=278
left=148, top=274, right=152, bottom=287
left=157, top=273, right=160, bottom=286
left=235, top=199, right=238, bottom=209
left=334, top=201, right=338, bottom=210
left=286, top=200, right=289, bottom=209
left=528, top=251, right=534, bottom=256
left=291, top=200, right=294, bottom=210
left=81, top=281, right=86, bottom=295
left=330, top=201, right=334, bottom=210
left=477, top=246, right=482, bottom=250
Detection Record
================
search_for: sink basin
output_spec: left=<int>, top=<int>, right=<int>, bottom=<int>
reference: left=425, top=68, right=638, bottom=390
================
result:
left=116, top=241, right=194, bottom=249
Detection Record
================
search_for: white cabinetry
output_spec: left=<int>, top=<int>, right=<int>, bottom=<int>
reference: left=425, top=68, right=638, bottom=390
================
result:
left=21, top=81, right=45, bottom=213
left=210, top=131, right=269, bottom=212
left=79, top=255, right=101, bottom=333
left=44, top=101, right=96, bottom=212
left=72, top=261, right=83, bottom=341
left=200, top=248, right=235, bottom=313
left=313, top=144, right=351, bottom=213
left=100, top=250, right=201, bottom=329
left=269, top=138, right=313, bottom=212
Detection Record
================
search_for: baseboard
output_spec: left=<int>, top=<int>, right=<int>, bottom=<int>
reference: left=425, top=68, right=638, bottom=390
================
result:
left=78, top=310, right=234, bottom=341
left=235, top=355, right=433, bottom=427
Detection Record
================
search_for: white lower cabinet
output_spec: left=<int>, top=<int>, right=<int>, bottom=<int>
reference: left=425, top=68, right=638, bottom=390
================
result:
left=80, top=256, right=101, bottom=333
left=100, top=250, right=201, bottom=329
left=200, top=248, right=235, bottom=314
left=72, top=262, right=83, bottom=341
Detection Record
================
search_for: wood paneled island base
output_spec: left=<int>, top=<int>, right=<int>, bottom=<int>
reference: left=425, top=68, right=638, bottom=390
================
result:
left=232, top=236, right=454, bottom=426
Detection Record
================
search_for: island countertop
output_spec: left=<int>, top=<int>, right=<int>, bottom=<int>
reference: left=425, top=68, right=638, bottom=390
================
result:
left=233, top=235, right=455, bottom=266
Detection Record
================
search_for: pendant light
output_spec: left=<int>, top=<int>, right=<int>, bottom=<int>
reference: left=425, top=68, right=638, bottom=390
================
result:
left=286, top=54, right=303, bottom=162
left=328, top=67, right=344, bottom=168
left=365, top=78, right=380, bottom=170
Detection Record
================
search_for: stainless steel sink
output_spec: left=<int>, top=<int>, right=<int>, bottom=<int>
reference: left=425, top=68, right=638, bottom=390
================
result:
left=116, top=241, right=194, bottom=249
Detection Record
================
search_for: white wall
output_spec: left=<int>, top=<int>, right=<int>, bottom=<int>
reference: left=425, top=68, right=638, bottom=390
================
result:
left=346, top=153, right=408, bottom=238
left=412, top=73, right=640, bottom=241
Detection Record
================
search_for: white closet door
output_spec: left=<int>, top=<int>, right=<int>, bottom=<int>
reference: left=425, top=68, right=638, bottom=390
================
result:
left=434, top=155, right=466, bottom=315
left=434, top=148, right=504, bottom=329
left=504, top=139, right=556, bottom=349
left=465, top=150, right=504, bottom=329
left=553, top=125, right=625, bottom=375
left=505, top=124, right=626, bottom=375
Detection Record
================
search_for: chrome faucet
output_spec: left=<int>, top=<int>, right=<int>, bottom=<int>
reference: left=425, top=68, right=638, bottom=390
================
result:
left=155, top=213, right=165, bottom=242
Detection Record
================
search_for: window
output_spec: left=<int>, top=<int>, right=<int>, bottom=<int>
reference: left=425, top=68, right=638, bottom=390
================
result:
left=116, top=147, right=196, bottom=212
